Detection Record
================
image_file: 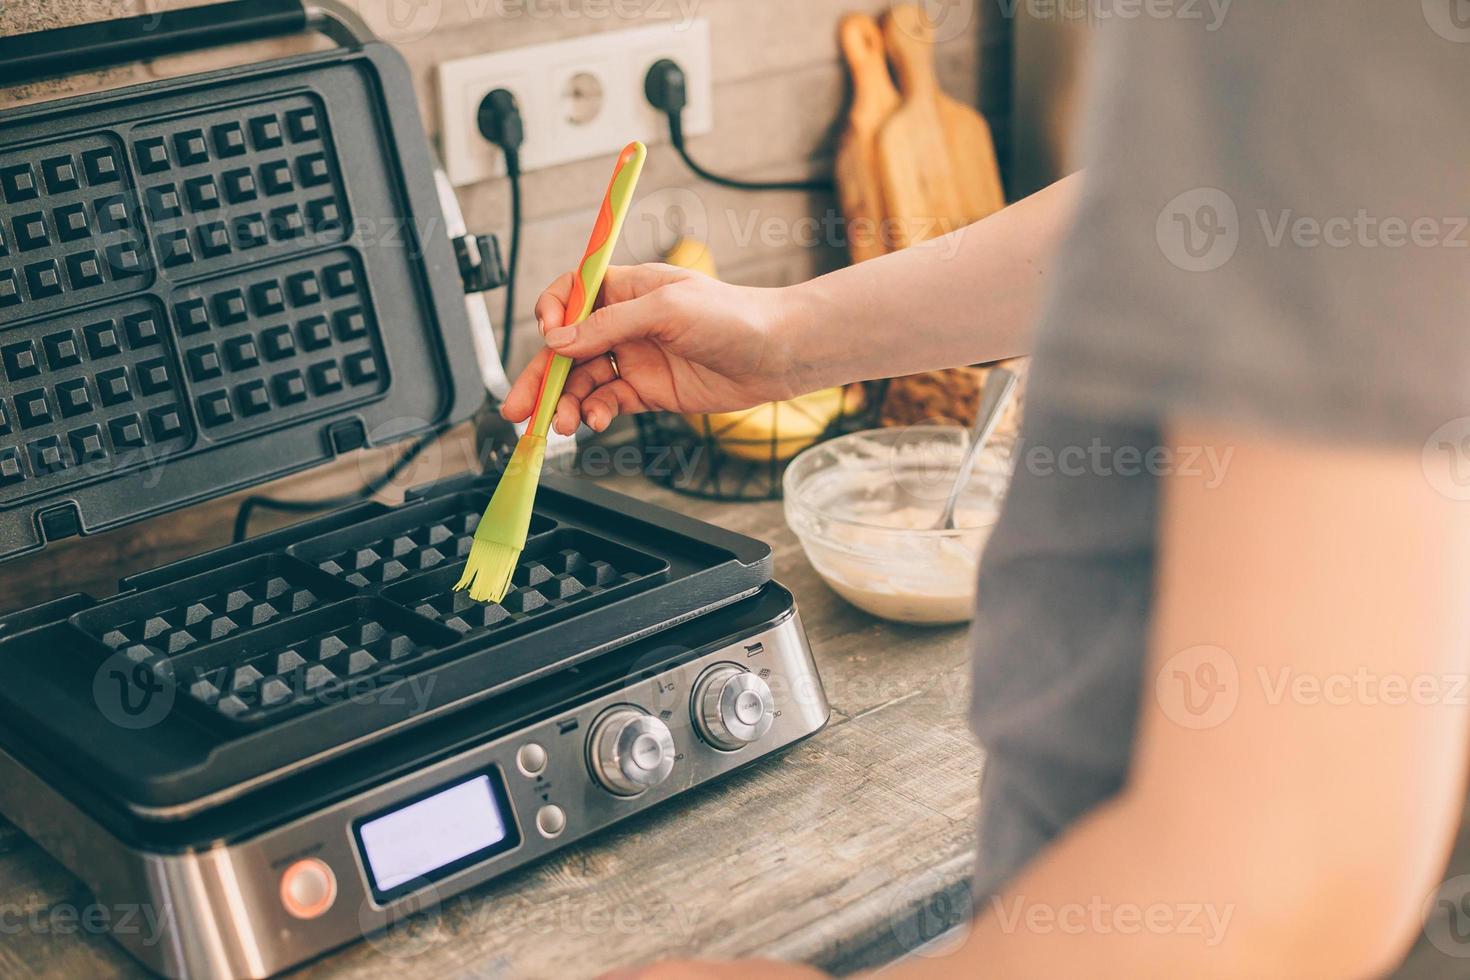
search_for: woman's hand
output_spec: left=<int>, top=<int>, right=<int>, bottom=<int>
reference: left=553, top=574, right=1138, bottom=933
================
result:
left=501, top=264, right=801, bottom=436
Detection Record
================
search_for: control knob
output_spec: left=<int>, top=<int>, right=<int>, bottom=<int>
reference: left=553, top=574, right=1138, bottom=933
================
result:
left=588, top=707, right=676, bottom=796
left=693, top=664, right=775, bottom=750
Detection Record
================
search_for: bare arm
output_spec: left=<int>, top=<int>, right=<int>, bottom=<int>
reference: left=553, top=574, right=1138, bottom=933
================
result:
left=781, top=171, right=1083, bottom=393
left=503, top=173, right=1082, bottom=434
left=874, top=423, right=1470, bottom=977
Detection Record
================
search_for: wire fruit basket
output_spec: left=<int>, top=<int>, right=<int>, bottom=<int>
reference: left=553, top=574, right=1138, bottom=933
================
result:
left=635, top=380, right=885, bottom=501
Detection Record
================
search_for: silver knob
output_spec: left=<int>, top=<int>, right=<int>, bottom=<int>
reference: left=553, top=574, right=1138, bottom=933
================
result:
left=588, top=707, right=676, bottom=796
left=694, top=665, right=775, bottom=751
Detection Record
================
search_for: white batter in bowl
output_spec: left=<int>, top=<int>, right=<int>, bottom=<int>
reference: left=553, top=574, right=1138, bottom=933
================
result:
left=783, top=426, right=1012, bottom=625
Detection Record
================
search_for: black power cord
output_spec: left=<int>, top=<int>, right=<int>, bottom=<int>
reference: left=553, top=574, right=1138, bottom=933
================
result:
left=232, top=428, right=449, bottom=543
left=645, top=59, right=835, bottom=195
left=478, top=88, right=525, bottom=369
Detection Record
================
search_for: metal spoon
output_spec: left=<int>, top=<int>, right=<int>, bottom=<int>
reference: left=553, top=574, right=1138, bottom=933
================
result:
left=932, top=367, right=1018, bottom=530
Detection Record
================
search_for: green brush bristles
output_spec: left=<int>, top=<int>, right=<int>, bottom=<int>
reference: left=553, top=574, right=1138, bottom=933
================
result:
left=454, top=434, right=548, bottom=604
left=454, top=539, right=520, bottom=603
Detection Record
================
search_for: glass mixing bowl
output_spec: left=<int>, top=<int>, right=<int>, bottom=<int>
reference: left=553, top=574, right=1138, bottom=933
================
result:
left=783, top=425, right=1013, bottom=625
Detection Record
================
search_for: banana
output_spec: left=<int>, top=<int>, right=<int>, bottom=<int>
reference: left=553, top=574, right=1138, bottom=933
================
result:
left=663, top=238, right=862, bottom=462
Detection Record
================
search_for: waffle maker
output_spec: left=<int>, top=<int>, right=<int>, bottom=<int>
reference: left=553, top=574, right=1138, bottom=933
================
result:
left=0, top=5, right=830, bottom=977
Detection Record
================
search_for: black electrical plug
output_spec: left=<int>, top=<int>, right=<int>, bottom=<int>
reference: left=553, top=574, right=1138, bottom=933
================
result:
left=477, top=88, right=525, bottom=174
left=645, top=58, right=689, bottom=118
left=643, top=58, right=833, bottom=194
left=476, top=88, right=526, bottom=368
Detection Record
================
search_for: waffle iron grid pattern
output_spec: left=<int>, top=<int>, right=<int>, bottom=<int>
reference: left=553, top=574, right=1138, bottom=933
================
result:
left=0, top=93, right=385, bottom=504
left=69, top=496, right=670, bottom=726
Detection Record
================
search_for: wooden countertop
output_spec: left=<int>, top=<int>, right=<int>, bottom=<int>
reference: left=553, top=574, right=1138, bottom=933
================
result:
left=0, top=434, right=983, bottom=979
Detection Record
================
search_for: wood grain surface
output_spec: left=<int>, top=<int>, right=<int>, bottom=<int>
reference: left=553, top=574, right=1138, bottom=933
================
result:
left=876, top=4, right=1004, bottom=250
left=835, top=14, right=902, bottom=265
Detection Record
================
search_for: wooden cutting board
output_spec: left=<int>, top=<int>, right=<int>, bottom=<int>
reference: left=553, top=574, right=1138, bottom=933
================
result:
left=835, top=13, right=902, bottom=264
left=877, top=2, right=1006, bottom=248
left=874, top=4, right=1020, bottom=433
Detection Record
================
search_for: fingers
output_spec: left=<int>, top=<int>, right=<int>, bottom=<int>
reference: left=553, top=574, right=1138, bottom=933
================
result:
left=538, top=263, right=687, bottom=333
left=583, top=379, right=649, bottom=432
left=545, top=290, right=671, bottom=361
left=500, top=347, right=552, bottom=423
left=552, top=357, right=619, bottom=435
left=533, top=270, right=577, bottom=334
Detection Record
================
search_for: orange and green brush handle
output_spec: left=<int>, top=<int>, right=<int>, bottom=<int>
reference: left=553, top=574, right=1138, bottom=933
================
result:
left=455, top=141, right=648, bottom=603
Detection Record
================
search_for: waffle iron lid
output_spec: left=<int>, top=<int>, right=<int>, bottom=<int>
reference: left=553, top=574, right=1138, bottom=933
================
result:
left=0, top=1, right=487, bottom=564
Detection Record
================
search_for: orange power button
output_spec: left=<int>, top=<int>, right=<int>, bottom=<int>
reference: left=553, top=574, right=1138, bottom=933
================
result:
left=280, top=858, right=337, bottom=920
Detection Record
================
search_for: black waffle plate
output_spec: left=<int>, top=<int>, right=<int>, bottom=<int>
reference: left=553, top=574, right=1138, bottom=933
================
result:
left=0, top=42, right=481, bottom=561
left=0, top=475, right=773, bottom=808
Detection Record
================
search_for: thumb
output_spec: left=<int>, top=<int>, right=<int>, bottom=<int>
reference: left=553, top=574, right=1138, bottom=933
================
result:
left=543, top=290, right=668, bottom=359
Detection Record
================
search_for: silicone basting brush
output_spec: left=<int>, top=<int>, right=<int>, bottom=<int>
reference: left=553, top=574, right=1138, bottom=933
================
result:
left=455, top=141, right=648, bottom=603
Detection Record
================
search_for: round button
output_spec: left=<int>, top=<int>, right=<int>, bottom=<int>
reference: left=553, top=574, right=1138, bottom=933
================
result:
left=693, top=665, right=776, bottom=751
left=587, top=707, right=676, bottom=796
left=516, top=742, right=548, bottom=776
left=536, top=804, right=567, bottom=838
left=631, top=734, right=663, bottom=770
left=280, top=858, right=336, bottom=920
left=735, top=690, right=765, bottom=726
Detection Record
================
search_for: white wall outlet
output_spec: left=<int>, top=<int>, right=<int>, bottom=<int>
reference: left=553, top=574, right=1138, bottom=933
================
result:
left=438, top=20, right=714, bottom=186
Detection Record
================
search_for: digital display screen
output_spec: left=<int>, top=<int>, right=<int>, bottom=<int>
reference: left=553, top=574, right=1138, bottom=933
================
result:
left=355, top=769, right=519, bottom=900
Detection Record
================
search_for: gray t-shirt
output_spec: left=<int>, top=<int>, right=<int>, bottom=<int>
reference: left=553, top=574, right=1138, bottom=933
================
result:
left=969, top=3, right=1470, bottom=900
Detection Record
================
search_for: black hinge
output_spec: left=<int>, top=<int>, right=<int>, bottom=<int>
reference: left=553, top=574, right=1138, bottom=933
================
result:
left=453, top=234, right=508, bottom=294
